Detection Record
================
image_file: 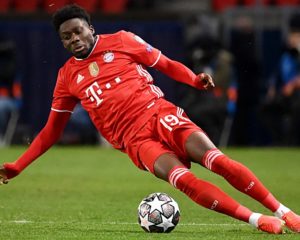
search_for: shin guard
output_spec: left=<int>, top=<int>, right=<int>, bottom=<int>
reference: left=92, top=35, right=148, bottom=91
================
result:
left=202, top=149, right=280, bottom=212
left=168, top=166, right=252, bottom=222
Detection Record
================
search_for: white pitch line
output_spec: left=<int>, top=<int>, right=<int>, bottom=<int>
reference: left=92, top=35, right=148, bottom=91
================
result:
left=2, top=220, right=247, bottom=227
left=101, top=222, right=247, bottom=226
left=12, top=220, right=32, bottom=224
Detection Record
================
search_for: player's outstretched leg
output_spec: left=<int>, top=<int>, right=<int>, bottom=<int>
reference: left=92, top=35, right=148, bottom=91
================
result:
left=185, top=132, right=300, bottom=233
left=153, top=154, right=283, bottom=234
left=200, top=148, right=300, bottom=233
left=168, top=165, right=284, bottom=234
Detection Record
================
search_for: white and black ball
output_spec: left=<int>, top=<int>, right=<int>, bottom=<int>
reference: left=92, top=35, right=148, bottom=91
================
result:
left=137, top=192, right=180, bottom=233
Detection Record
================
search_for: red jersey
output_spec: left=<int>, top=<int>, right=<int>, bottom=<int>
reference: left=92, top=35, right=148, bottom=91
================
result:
left=51, top=31, right=164, bottom=150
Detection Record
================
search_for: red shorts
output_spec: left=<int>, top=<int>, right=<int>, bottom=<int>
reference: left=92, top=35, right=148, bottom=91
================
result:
left=125, top=100, right=203, bottom=174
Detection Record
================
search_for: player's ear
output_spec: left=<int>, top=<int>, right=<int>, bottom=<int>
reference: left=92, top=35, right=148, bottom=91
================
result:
left=61, top=39, right=68, bottom=49
left=90, top=25, right=95, bottom=35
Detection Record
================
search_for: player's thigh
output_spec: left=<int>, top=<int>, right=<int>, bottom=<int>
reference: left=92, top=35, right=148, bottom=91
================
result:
left=138, top=140, right=187, bottom=182
left=155, top=103, right=216, bottom=165
left=154, top=153, right=187, bottom=182
left=185, top=131, right=216, bottom=165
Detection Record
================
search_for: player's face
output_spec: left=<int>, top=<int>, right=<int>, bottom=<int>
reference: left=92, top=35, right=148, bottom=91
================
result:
left=287, top=32, right=300, bottom=51
left=59, top=18, right=95, bottom=59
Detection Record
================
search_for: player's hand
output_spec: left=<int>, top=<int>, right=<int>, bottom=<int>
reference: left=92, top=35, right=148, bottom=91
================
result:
left=0, top=165, right=9, bottom=185
left=195, top=73, right=215, bottom=90
left=282, top=76, right=300, bottom=97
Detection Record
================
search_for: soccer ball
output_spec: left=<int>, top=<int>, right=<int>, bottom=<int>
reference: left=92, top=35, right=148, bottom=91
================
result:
left=137, top=192, right=180, bottom=233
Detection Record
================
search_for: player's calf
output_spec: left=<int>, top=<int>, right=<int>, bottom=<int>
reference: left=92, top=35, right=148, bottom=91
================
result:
left=168, top=166, right=287, bottom=234
left=201, top=149, right=280, bottom=212
left=168, top=166, right=252, bottom=222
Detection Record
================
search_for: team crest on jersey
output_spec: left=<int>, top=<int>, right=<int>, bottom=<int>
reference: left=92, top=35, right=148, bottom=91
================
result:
left=134, top=35, right=146, bottom=44
left=89, top=62, right=99, bottom=77
left=103, top=51, right=114, bottom=63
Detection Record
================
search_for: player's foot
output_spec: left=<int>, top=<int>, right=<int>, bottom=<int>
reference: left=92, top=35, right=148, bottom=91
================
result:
left=257, top=215, right=284, bottom=234
left=282, top=211, right=300, bottom=233
left=0, top=166, right=8, bottom=185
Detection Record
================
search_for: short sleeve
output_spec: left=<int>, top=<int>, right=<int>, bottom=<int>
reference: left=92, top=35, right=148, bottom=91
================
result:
left=120, top=31, right=161, bottom=67
left=51, top=68, right=78, bottom=113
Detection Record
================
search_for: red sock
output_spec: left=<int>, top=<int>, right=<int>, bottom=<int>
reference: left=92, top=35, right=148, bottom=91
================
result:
left=168, top=166, right=252, bottom=222
left=202, top=149, right=280, bottom=212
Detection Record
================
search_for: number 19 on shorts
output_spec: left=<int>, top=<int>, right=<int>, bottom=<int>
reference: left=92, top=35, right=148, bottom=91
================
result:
left=159, top=108, right=190, bottom=131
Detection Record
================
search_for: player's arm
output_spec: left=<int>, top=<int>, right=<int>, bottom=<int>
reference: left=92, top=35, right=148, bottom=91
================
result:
left=0, top=110, right=71, bottom=184
left=120, top=31, right=214, bottom=90
left=153, top=53, right=215, bottom=90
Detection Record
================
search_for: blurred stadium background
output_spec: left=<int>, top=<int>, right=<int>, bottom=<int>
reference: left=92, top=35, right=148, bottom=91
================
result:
left=1, top=0, right=300, bottom=147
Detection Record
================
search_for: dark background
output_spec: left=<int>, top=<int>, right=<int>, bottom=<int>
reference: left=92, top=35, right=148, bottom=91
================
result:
left=0, top=0, right=299, bottom=146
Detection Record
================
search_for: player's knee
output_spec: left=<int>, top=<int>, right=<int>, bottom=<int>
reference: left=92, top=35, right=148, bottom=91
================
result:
left=168, top=166, right=198, bottom=194
left=201, top=149, right=241, bottom=177
left=168, top=167, right=213, bottom=205
left=185, top=131, right=216, bottom=162
left=168, top=166, right=189, bottom=188
left=153, top=153, right=187, bottom=182
left=201, top=148, right=224, bottom=170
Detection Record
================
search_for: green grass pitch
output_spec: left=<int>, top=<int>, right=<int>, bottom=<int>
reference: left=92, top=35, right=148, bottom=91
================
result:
left=0, top=146, right=300, bottom=240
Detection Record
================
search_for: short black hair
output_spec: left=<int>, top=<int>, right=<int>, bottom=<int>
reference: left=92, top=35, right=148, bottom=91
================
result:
left=289, top=13, right=300, bottom=33
left=52, top=4, right=91, bottom=32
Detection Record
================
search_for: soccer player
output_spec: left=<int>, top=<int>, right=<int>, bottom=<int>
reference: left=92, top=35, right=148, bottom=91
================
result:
left=0, top=4, right=299, bottom=234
